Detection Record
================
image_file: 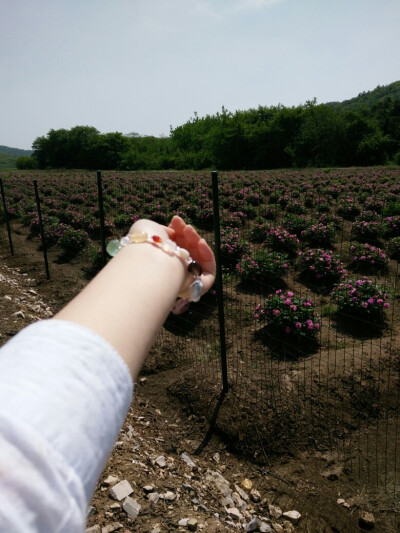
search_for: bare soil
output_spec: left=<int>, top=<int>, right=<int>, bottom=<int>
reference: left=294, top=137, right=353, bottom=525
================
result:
left=1, top=224, right=400, bottom=532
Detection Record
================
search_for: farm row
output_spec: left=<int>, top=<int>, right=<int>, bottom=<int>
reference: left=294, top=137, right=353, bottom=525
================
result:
left=1, top=167, right=400, bottom=343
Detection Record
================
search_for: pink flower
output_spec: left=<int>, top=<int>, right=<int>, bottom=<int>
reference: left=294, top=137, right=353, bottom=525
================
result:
left=384, top=303, right=390, bottom=308
left=285, top=327, right=291, bottom=334
left=273, top=309, right=280, bottom=316
left=295, top=322, right=302, bottom=329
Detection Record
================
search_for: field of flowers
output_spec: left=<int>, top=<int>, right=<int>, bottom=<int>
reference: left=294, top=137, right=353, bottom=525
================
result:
left=1, top=167, right=400, bottom=482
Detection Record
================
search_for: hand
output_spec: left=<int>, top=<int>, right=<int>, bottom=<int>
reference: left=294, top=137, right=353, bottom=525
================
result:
left=168, top=215, right=216, bottom=299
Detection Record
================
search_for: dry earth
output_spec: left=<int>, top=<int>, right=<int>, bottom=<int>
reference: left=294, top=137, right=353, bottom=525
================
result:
left=1, top=230, right=400, bottom=532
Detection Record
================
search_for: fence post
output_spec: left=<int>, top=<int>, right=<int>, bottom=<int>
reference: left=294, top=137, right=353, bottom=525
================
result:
left=97, top=170, right=107, bottom=266
left=0, top=177, right=14, bottom=255
left=211, top=170, right=229, bottom=393
left=33, top=180, right=50, bottom=280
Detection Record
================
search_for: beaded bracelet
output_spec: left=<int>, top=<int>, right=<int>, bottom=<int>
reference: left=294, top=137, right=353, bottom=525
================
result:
left=106, top=232, right=204, bottom=306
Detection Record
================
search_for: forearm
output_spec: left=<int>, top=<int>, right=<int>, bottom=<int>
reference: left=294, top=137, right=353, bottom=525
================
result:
left=55, top=239, right=186, bottom=380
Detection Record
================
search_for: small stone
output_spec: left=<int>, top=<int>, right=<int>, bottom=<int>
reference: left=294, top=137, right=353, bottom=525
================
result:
left=234, top=484, right=249, bottom=501
left=103, top=475, right=119, bottom=487
left=178, top=518, right=189, bottom=527
left=161, top=490, right=176, bottom=501
left=250, top=488, right=261, bottom=503
left=268, top=504, right=282, bottom=519
left=181, top=452, right=196, bottom=468
left=212, top=452, right=220, bottom=463
left=282, top=510, right=301, bottom=525
left=143, top=485, right=154, bottom=493
left=87, top=506, right=97, bottom=517
left=155, top=455, right=166, bottom=468
left=122, top=497, right=141, bottom=519
left=148, top=492, right=160, bottom=504
left=187, top=518, right=198, bottom=531
left=226, top=507, right=242, bottom=521
left=259, top=523, right=273, bottom=533
left=359, top=511, right=375, bottom=529
left=241, top=478, right=253, bottom=490
left=109, top=480, right=133, bottom=501
left=86, top=526, right=101, bottom=533
left=244, top=517, right=261, bottom=532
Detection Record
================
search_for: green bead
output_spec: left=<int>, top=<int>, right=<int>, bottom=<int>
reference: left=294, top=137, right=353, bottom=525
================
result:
left=106, top=239, right=121, bottom=257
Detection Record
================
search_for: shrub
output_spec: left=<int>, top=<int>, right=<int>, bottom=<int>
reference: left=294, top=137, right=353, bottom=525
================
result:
left=331, top=279, right=389, bottom=323
left=301, top=223, right=335, bottom=246
left=382, top=216, right=400, bottom=238
left=351, top=219, right=382, bottom=242
left=254, top=290, right=321, bottom=341
left=348, top=242, right=389, bottom=273
left=297, top=248, right=346, bottom=285
left=282, top=214, right=310, bottom=237
left=263, top=226, right=300, bottom=256
left=219, top=227, right=250, bottom=270
left=59, top=227, right=89, bottom=254
left=387, top=237, right=400, bottom=260
left=236, top=250, right=289, bottom=283
left=250, top=222, right=272, bottom=243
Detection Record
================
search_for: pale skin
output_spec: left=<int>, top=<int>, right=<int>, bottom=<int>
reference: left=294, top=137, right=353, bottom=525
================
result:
left=55, top=216, right=216, bottom=380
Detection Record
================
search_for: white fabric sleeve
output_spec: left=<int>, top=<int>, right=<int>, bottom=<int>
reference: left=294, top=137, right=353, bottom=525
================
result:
left=0, top=319, right=134, bottom=533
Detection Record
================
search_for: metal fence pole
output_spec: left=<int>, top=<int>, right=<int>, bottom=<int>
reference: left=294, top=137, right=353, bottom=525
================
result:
left=33, top=179, right=50, bottom=280
left=0, top=177, right=14, bottom=255
left=211, top=170, right=229, bottom=393
left=97, top=170, right=107, bottom=266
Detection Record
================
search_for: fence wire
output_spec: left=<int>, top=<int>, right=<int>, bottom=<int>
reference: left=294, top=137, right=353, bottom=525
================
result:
left=1, top=167, right=400, bottom=500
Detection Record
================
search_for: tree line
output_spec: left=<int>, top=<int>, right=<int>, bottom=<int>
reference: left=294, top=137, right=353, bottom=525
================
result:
left=19, top=82, right=400, bottom=171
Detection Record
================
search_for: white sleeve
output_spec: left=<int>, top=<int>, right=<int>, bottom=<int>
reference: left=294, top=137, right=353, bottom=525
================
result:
left=0, top=319, right=133, bottom=533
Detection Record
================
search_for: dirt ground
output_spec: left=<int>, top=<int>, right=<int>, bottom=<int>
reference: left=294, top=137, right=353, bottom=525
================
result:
left=1, top=224, right=400, bottom=532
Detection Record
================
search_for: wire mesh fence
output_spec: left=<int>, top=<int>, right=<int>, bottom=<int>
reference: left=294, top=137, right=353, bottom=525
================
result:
left=1, top=167, right=400, bottom=498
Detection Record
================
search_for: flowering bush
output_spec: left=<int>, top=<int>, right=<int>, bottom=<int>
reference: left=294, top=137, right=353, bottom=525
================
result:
left=254, top=290, right=321, bottom=341
left=331, top=279, right=389, bottom=322
left=219, top=227, right=250, bottom=270
left=59, top=227, right=89, bottom=255
left=236, top=250, right=289, bottom=283
left=351, top=218, right=382, bottom=242
left=297, top=248, right=346, bottom=285
left=337, top=200, right=361, bottom=220
left=260, top=205, right=278, bottom=220
left=348, top=242, right=389, bottom=273
left=301, top=223, right=335, bottom=246
left=263, top=226, right=300, bottom=256
left=282, top=214, right=310, bottom=237
left=382, top=216, right=400, bottom=238
left=387, top=237, right=400, bottom=260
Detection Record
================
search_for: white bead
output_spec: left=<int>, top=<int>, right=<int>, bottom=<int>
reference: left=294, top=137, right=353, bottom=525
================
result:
left=120, top=235, right=131, bottom=247
left=161, top=239, right=177, bottom=254
left=177, top=247, right=190, bottom=260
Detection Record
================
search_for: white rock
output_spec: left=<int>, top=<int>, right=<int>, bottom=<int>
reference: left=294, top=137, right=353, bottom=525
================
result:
left=155, top=455, right=166, bottom=468
left=226, top=507, right=242, bottom=521
left=148, top=492, right=160, bottom=504
left=187, top=518, right=198, bottom=531
left=101, top=523, right=123, bottom=533
left=178, top=518, right=189, bottom=526
left=181, top=452, right=196, bottom=468
left=268, top=504, right=282, bottom=519
left=160, top=490, right=176, bottom=501
left=282, top=510, right=301, bottom=525
left=234, top=483, right=249, bottom=501
left=86, top=526, right=101, bottom=533
left=122, top=496, right=141, bottom=519
left=109, top=480, right=133, bottom=501
left=103, top=475, right=119, bottom=487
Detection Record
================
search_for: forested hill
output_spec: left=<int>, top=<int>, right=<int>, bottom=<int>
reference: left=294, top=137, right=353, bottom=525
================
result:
left=0, top=146, right=32, bottom=156
left=326, top=80, right=400, bottom=112
left=23, top=80, right=400, bottom=171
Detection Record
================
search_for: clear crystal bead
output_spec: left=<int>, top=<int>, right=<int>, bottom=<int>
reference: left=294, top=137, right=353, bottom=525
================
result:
left=120, top=235, right=131, bottom=247
left=189, top=278, right=203, bottom=302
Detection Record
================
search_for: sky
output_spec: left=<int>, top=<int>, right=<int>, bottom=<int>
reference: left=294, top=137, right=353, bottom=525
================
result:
left=1, top=0, right=399, bottom=150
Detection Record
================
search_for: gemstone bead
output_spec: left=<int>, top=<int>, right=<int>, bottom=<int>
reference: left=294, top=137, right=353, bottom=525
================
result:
left=152, top=235, right=162, bottom=243
left=130, top=232, right=148, bottom=243
left=177, top=247, right=190, bottom=260
left=189, top=278, right=203, bottom=302
left=188, top=260, right=202, bottom=276
left=120, top=235, right=131, bottom=247
left=161, top=239, right=177, bottom=254
left=106, top=239, right=122, bottom=257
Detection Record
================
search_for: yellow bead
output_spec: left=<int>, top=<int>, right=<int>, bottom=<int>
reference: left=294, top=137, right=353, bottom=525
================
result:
left=130, top=232, right=148, bottom=243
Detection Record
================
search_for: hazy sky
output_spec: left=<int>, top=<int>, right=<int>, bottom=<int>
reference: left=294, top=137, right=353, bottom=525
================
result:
left=1, top=0, right=399, bottom=150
